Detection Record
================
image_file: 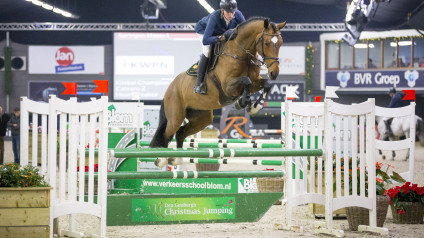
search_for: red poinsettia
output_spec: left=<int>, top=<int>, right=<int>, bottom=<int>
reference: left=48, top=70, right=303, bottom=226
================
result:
left=77, top=164, right=99, bottom=172
left=385, top=182, right=424, bottom=214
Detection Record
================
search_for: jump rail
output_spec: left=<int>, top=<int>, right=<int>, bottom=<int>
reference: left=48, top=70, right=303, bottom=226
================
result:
left=138, top=158, right=284, bottom=166
left=90, top=170, right=284, bottom=180
left=109, top=148, right=323, bottom=158
left=139, top=141, right=284, bottom=148
left=174, top=138, right=283, bottom=144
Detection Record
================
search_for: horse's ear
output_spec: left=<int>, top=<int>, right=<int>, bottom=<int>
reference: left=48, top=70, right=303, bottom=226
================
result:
left=277, top=21, right=287, bottom=30
left=264, top=19, right=269, bottom=29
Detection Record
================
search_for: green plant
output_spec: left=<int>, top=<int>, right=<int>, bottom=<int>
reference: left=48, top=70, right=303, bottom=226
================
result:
left=375, top=162, right=405, bottom=195
left=386, top=182, right=424, bottom=214
left=337, top=162, right=404, bottom=196
left=0, top=163, right=49, bottom=187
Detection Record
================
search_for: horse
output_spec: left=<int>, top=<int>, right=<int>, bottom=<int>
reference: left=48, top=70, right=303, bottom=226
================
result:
left=377, top=115, right=424, bottom=160
left=150, top=17, right=287, bottom=168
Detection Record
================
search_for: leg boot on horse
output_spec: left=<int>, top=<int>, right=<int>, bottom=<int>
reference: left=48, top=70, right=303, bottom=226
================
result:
left=194, top=54, right=209, bottom=95
left=384, top=118, right=394, bottom=137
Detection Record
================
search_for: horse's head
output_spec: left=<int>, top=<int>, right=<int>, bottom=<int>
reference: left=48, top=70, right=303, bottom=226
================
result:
left=255, top=19, right=286, bottom=81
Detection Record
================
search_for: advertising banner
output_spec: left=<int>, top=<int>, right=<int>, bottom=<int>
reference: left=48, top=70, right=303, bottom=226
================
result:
left=279, top=46, right=306, bottom=75
left=28, top=81, right=102, bottom=102
left=28, top=46, right=104, bottom=74
left=326, top=69, right=424, bottom=90
left=132, top=197, right=236, bottom=222
left=108, top=102, right=143, bottom=128
left=139, top=177, right=258, bottom=194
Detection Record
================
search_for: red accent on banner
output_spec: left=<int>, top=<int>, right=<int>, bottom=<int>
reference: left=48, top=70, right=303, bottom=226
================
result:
left=62, top=82, right=77, bottom=95
left=315, top=96, right=322, bottom=102
left=402, top=90, right=415, bottom=102
left=93, top=80, right=108, bottom=96
left=286, top=97, right=295, bottom=100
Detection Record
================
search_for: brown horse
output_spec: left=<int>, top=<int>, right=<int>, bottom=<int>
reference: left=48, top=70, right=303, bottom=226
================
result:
left=151, top=17, right=287, bottom=167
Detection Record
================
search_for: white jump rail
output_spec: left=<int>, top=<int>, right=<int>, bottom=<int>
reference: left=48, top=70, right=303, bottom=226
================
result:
left=316, top=99, right=387, bottom=237
left=48, top=95, right=108, bottom=238
left=276, top=101, right=325, bottom=232
left=20, top=97, right=49, bottom=175
left=375, top=102, right=415, bottom=182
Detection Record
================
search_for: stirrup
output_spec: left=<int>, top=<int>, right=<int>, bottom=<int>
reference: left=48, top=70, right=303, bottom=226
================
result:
left=194, top=84, right=207, bottom=95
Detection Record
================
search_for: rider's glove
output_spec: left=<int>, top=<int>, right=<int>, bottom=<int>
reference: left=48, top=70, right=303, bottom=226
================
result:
left=222, top=29, right=237, bottom=41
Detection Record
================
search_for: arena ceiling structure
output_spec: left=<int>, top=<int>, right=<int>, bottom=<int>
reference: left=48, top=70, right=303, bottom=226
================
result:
left=0, top=0, right=423, bottom=45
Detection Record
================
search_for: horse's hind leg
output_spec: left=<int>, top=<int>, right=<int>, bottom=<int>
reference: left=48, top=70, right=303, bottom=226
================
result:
left=166, top=109, right=213, bottom=167
left=176, top=109, right=213, bottom=144
left=154, top=101, right=187, bottom=168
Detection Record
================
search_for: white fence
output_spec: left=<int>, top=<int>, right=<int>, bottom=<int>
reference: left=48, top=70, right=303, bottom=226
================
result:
left=375, top=102, right=416, bottom=182
left=20, top=96, right=108, bottom=238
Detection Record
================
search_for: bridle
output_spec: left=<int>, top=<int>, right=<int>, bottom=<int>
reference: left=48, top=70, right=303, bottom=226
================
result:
left=218, top=26, right=281, bottom=69
left=257, top=29, right=281, bottom=68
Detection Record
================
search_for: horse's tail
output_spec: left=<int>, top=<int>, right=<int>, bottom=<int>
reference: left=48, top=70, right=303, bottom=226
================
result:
left=150, top=100, right=169, bottom=148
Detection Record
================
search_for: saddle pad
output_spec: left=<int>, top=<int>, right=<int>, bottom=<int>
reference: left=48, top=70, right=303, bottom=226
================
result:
left=186, top=63, right=198, bottom=76
left=185, top=42, right=222, bottom=76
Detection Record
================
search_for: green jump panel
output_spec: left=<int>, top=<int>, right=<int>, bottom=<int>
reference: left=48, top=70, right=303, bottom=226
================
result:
left=106, top=192, right=283, bottom=226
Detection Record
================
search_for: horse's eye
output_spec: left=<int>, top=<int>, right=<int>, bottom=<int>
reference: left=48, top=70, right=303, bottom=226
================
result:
left=265, top=42, right=270, bottom=47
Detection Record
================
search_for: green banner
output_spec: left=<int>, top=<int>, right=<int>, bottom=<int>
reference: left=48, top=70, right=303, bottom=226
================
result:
left=132, top=197, right=236, bottom=222
left=141, top=178, right=238, bottom=194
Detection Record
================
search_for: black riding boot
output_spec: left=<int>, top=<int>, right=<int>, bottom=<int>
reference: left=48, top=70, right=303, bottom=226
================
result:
left=194, top=54, right=208, bottom=95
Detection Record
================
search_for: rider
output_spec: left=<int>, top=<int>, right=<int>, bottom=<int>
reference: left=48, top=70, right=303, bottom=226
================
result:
left=384, top=87, right=403, bottom=136
left=193, top=0, right=246, bottom=95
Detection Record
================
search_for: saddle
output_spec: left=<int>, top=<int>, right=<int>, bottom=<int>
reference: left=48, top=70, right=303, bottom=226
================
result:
left=186, top=41, right=223, bottom=76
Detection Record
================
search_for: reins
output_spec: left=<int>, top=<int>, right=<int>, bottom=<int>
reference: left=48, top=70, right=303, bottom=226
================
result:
left=217, top=23, right=281, bottom=69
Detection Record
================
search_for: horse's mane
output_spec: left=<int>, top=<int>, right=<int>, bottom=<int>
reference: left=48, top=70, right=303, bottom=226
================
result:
left=237, top=16, right=278, bottom=33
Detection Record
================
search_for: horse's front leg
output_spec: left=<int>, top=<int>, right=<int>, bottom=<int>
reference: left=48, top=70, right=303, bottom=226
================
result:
left=247, top=79, right=271, bottom=114
left=234, top=76, right=252, bottom=110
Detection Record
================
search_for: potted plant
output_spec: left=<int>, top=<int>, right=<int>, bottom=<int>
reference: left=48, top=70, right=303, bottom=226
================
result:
left=0, top=163, right=51, bottom=237
left=386, top=182, right=424, bottom=224
left=345, top=162, right=405, bottom=230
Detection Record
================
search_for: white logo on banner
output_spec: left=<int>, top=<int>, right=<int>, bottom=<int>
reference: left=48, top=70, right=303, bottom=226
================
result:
left=404, top=70, right=419, bottom=87
left=116, top=56, right=174, bottom=75
left=337, top=71, right=350, bottom=88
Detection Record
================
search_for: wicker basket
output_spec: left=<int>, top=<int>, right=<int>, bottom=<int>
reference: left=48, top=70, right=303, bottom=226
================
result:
left=256, top=177, right=284, bottom=193
left=346, top=195, right=390, bottom=231
left=391, top=202, right=424, bottom=224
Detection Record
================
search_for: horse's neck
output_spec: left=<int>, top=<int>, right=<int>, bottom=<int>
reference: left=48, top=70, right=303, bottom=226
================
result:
left=227, top=22, right=263, bottom=55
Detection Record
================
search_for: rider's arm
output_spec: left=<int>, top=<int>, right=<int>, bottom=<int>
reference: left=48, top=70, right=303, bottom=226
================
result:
left=202, top=11, right=220, bottom=45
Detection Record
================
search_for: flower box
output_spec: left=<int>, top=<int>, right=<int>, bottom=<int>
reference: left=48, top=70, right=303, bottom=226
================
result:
left=391, top=202, right=424, bottom=224
left=0, top=187, right=52, bottom=237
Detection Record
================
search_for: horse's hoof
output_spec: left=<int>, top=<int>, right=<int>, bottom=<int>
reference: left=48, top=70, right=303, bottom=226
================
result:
left=168, top=158, right=183, bottom=166
left=154, top=158, right=168, bottom=168
left=391, top=157, right=395, bottom=161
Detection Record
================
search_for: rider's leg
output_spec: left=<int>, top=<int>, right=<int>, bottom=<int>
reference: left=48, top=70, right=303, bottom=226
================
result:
left=194, top=54, right=209, bottom=95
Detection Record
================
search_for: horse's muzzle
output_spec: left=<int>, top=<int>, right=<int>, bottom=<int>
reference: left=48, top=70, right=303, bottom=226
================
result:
left=269, top=71, right=278, bottom=80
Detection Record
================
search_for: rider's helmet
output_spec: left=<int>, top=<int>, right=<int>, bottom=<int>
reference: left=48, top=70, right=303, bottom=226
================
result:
left=388, top=87, right=396, bottom=94
left=220, top=0, right=237, bottom=13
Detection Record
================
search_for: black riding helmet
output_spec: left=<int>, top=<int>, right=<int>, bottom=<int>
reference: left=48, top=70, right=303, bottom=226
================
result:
left=220, top=0, right=237, bottom=13
left=388, top=87, right=396, bottom=94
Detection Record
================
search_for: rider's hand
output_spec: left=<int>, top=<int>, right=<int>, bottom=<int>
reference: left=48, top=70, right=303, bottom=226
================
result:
left=222, top=29, right=237, bottom=41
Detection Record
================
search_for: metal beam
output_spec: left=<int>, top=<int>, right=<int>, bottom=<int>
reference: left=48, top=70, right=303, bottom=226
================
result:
left=0, top=22, right=345, bottom=32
